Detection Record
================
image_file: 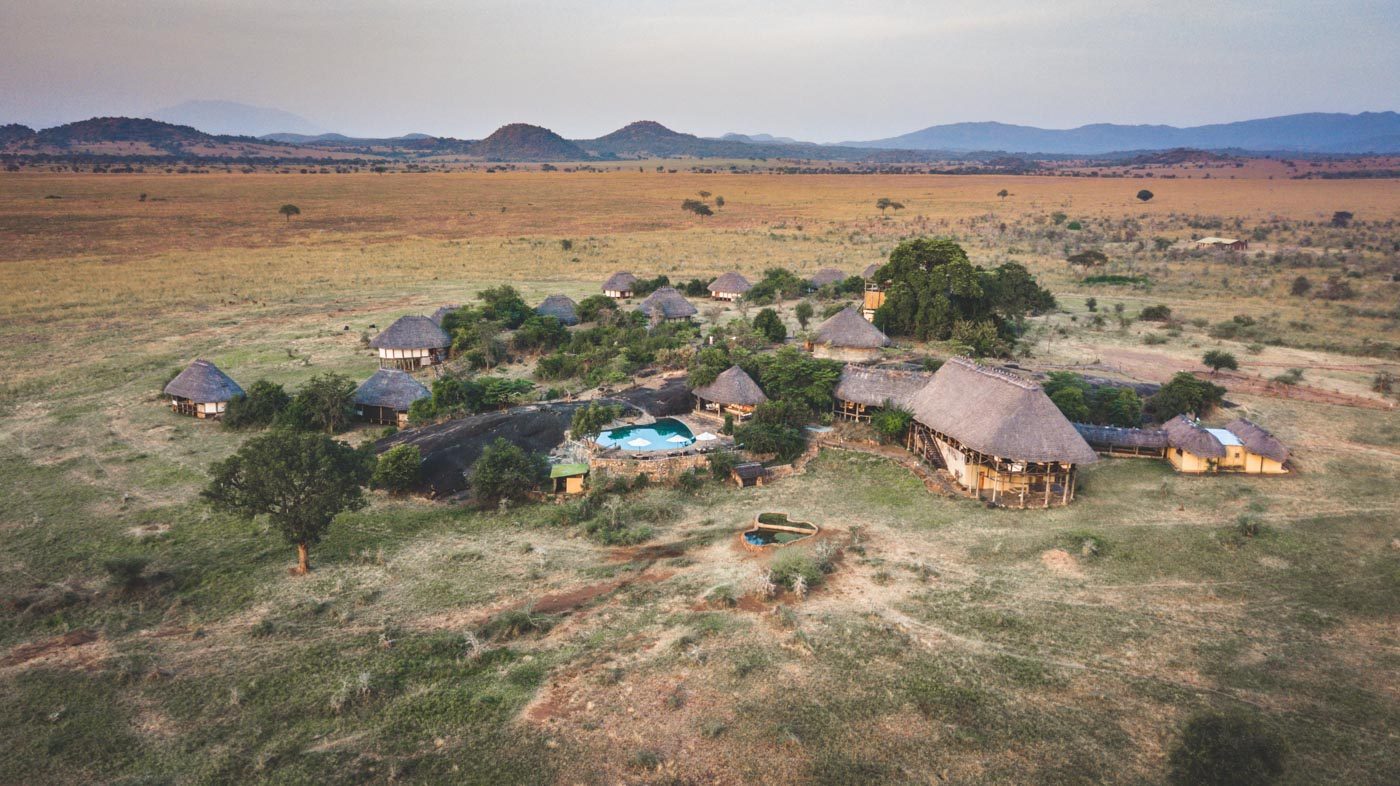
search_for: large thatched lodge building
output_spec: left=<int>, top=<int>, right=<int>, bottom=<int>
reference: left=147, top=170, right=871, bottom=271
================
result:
left=164, top=359, right=244, bottom=419
left=905, top=358, right=1098, bottom=507
left=370, top=316, right=452, bottom=371
left=808, top=307, right=891, bottom=362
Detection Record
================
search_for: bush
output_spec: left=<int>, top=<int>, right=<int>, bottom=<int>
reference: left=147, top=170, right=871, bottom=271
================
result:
left=223, top=380, right=290, bottom=430
left=469, top=438, right=549, bottom=506
left=1289, top=276, right=1311, bottom=296
left=1202, top=350, right=1239, bottom=373
left=1136, top=189, right=1154, bottom=202
left=708, top=450, right=740, bottom=480
left=576, top=294, right=616, bottom=322
left=371, top=444, right=421, bottom=494
left=769, top=549, right=824, bottom=592
left=1167, top=710, right=1288, bottom=786
left=277, top=373, right=356, bottom=433
left=1147, top=373, right=1226, bottom=421
left=570, top=402, right=622, bottom=440
left=753, top=308, right=786, bottom=343
left=477, top=609, right=556, bottom=642
left=1139, top=304, right=1172, bottom=322
left=1272, top=368, right=1304, bottom=385
left=869, top=405, right=912, bottom=444
left=1067, top=250, right=1107, bottom=267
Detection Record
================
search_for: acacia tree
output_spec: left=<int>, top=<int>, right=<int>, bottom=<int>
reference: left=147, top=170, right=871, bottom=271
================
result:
left=793, top=301, right=814, bottom=331
left=681, top=199, right=713, bottom=218
left=1136, top=189, right=1155, bottom=202
left=996, top=189, right=1009, bottom=200
left=279, top=204, right=301, bottom=222
left=1202, top=350, right=1239, bottom=374
left=875, top=197, right=904, bottom=214
left=203, top=431, right=372, bottom=574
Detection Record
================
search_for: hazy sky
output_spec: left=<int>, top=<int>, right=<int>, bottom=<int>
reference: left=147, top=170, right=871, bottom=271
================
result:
left=2, top=0, right=1396, bottom=140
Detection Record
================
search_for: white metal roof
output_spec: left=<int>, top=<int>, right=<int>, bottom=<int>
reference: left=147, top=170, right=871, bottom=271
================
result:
left=1206, top=428, right=1242, bottom=447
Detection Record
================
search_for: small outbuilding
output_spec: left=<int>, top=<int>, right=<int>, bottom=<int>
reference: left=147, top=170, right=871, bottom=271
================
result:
left=694, top=365, right=767, bottom=420
left=707, top=271, right=752, bottom=301
left=807, top=268, right=847, bottom=290
left=832, top=364, right=932, bottom=421
left=603, top=271, right=638, bottom=299
left=354, top=368, right=431, bottom=428
left=164, top=359, right=244, bottom=419
left=550, top=463, right=589, bottom=494
left=535, top=294, right=580, bottom=326
left=808, top=306, right=891, bottom=362
left=731, top=461, right=768, bottom=488
left=637, top=287, right=698, bottom=323
left=370, top=315, right=452, bottom=370
left=1163, top=415, right=1288, bottom=474
left=1196, top=237, right=1248, bottom=251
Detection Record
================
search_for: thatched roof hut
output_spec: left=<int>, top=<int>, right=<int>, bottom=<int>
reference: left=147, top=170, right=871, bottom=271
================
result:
left=694, top=366, right=767, bottom=407
left=603, top=271, right=638, bottom=298
left=909, top=358, right=1098, bottom=465
left=707, top=271, right=752, bottom=300
left=637, top=287, right=698, bottom=322
left=807, top=268, right=847, bottom=288
left=355, top=368, right=431, bottom=412
left=1163, top=415, right=1226, bottom=458
left=1225, top=418, right=1289, bottom=464
left=430, top=305, right=460, bottom=325
left=833, top=365, right=932, bottom=412
left=861, top=263, right=881, bottom=279
left=535, top=294, right=580, bottom=326
left=810, top=307, right=890, bottom=361
left=164, top=359, right=244, bottom=418
left=370, top=315, right=452, bottom=370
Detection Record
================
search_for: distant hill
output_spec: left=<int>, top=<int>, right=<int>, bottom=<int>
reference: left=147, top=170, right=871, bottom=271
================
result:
left=471, top=123, right=586, bottom=161
left=0, top=124, right=35, bottom=146
left=579, top=120, right=945, bottom=161
left=152, top=100, right=324, bottom=137
left=845, top=112, right=1400, bottom=154
left=720, top=132, right=813, bottom=145
left=0, top=117, right=355, bottom=160
left=260, top=132, right=434, bottom=145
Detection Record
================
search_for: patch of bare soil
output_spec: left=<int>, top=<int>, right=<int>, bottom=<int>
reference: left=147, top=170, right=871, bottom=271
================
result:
left=1, top=629, right=108, bottom=671
left=1040, top=549, right=1085, bottom=578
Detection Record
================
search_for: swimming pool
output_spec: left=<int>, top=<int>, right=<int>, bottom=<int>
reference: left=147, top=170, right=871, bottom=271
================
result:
left=595, top=418, right=696, bottom=452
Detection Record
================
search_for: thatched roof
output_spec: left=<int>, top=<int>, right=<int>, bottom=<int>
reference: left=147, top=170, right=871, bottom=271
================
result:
left=354, top=368, right=431, bottom=411
left=834, top=365, right=932, bottom=408
left=1074, top=423, right=1170, bottom=450
left=164, top=359, right=244, bottom=403
left=907, top=357, right=1098, bottom=464
left=1226, top=418, right=1289, bottom=463
left=430, top=305, right=460, bottom=325
left=1163, top=415, right=1226, bottom=458
left=370, top=315, right=451, bottom=350
left=812, top=307, right=890, bottom=349
left=807, top=268, right=847, bottom=287
left=708, top=271, right=752, bottom=295
left=638, top=287, right=698, bottom=320
left=861, top=263, right=880, bottom=279
left=694, top=365, right=768, bottom=406
left=535, top=294, right=580, bottom=325
left=603, top=271, right=637, bottom=292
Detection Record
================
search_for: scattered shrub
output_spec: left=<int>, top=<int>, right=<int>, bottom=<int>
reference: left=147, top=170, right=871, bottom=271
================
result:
left=371, top=444, right=421, bottom=494
left=769, top=549, right=824, bottom=592
left=101, top=555, right=151, bottom=591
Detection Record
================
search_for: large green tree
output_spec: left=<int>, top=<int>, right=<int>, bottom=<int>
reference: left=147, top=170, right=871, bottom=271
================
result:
left=203, top=431, right=373, bottom=574
left=279, top=373, right=356, bottom=433
left=470, top=438, right=549, bottom=507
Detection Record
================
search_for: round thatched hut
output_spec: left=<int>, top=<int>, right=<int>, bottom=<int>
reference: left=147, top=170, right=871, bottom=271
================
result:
left=637, top=287, right=698, bottom=323
left=535, top=294, right=580, bottom=326
left=707, top=271, right=752, bottom=301
left=808, top=306, right=891, bottom=362
left=164, top=359, right=244, bottom=419
left=807, top=268, right=847, bottom=289
left=354, top=368, right=431, bottom=427
left=603, top=271, right=638, bottom=299
left=905, top=357, right=1098, bottom=507
left=430, top=305, right=460, bottom=325
left=370, top=315, right=451, bottom=370
left=693, top=365, right=767, bottom=420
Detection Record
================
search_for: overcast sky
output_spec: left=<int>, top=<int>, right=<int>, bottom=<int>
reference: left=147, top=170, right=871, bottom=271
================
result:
left=2, top=0, right=1396, bottom=141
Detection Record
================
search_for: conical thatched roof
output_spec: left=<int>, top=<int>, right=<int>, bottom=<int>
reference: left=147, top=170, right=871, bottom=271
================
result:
left=907, top=357, right=1098, bottom=464
left=708, top=271, right=752, bottom=295
left=812, top=307, right=890, bottom=349
left=638, top=287, right=697, bottom=320
left=369, top=315, right=451, bottom=350
left=834, top=364, right=932, bottom=408
left=861, top=263, right=881, bottom=279
left=430, top=305, right=460, bottom=325
left=1163, top=415, right=1226, bottom=458
left=603, top=271, right=637, bottom=292
left=1226, top=418, right=1289, bottom=463
left=354, top=368, right=431, bottom=411
left=535, top=294, right=580, bottom=325
left=807, top=268, right=847, bottom=287
left=693, top=365, right=768, bottom=406
left=164, top=359, right=244, bottom=403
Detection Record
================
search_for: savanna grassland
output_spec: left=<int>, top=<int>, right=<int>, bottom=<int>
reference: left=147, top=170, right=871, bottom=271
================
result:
left=1, top=169, right=1397, bottom=785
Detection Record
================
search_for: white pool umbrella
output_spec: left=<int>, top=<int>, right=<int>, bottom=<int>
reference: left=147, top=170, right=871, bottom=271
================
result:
left=696, top=432, right=718, bottom=441
left=666, top=434, right=690, bottom=443
left=626, top=438, right=651, bottom=447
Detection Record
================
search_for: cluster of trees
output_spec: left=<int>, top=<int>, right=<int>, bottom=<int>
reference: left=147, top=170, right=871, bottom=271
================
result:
left=408, top=373, right=535, bottom=423
left=1147, top=373, right=1227, bottom=421
left=223, top=373, right=358, bottom=434
left=535, top=312, right=697, bottom=386
left=569, top=402, right=624, bottom=440
left=441, top=285, right=547, bottom=368
left=1043, top=373, right=1144, bottom=427
left=870, top=238, right=1056, bottom=356
left=691, top=345, right=842, bottom=417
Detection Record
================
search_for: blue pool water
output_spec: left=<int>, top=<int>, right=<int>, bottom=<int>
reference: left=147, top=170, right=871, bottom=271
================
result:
left=595, top=418, right=696, bottom=451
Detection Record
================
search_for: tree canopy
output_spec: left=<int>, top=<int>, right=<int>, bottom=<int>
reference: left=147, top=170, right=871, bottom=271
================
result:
left=470, top=438, right=549, bottom=507
left=1043, top=372, right=1143, bottom=427
left=1147, top=373, right=1226, bottom=421
left=752, top=308, right=786, bottom=343
left=202, top=430, right=372, bottom=573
